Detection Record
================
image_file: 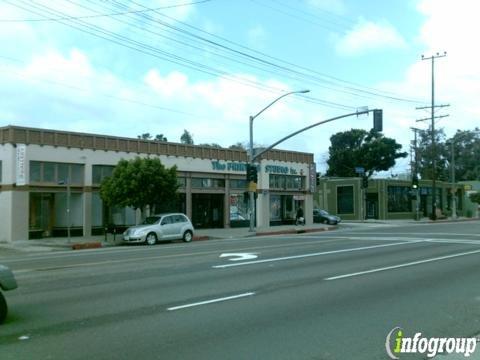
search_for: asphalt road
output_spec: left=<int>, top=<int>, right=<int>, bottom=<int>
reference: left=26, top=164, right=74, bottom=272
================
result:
left=1, top=221, right=480, bottom=360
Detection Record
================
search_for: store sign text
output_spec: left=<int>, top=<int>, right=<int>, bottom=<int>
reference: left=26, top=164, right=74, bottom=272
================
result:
left=211, top=161, right=300, bottom=175
left=211, top=161, right=247, bottom=172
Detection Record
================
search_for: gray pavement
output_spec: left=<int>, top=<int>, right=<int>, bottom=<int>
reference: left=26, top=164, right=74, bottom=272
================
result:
left=0, top=217, right=477, bottom=257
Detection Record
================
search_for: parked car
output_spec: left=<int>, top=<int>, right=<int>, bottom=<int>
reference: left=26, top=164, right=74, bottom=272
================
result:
left=123, top=213, right=194, bottom=245
left=0, top=264, right=18, bottom=324
left=313, top=209, right=341, bottom=225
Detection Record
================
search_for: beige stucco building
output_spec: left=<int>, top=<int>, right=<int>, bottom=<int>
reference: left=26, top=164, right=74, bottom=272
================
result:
left=0, top=126, right=315, bottom=243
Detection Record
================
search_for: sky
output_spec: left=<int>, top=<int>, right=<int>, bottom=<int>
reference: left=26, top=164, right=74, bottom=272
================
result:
left=0, top=0, right=478, bottom=175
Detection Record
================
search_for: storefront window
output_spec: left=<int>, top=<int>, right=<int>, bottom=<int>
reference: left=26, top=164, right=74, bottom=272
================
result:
left=387, top=186, right=411, bottom=212
left=337, top=186, right=354, bottom=214
left=29, top=161, right=85, bottom=185
left=57, top=163, right=68, bottom=182
left=269, top=175, right=304, bottom=190
left=30, top=161, right=41, bottom=182
left=71, top=164, right=84, bottom=184
left=229, top=194, right=249, bottom=221
left=191, top=178, right=225, bottom=188
left=270, top=195, right=282, bottom=220
left=230, top=179, right=247, bottom=189
left=92, top=165, right=114, bottom=184
left=177, top=177, right=186, bottom=188
left=43, top=163, right=55, bottom=183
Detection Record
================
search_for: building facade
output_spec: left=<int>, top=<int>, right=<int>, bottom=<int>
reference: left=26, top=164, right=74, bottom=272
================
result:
left=0, top=126, right=315, bottom=243
left=315, top=177, right=463, bottom=220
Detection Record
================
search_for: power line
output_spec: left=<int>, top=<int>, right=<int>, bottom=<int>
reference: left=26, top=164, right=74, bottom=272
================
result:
left=102, top=0, right=426, bottom=105
left=8, top=0, right=422, bottom=106
left=5, top=0, right=356, bottom=111
left=0, top=0, right=213, bottom=22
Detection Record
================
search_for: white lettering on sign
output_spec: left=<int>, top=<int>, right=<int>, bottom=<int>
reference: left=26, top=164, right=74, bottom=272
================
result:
left=16, top=144, right=27, bottom=186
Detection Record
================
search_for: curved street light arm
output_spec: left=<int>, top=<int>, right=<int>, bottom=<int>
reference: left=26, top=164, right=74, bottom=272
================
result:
left=251, top=90, right=309, bottom=121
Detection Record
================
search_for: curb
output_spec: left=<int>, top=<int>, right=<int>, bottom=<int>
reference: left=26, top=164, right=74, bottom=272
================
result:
left=71, top=242, right=103, bottom=250
left=256, top=226, right=335, bottom=237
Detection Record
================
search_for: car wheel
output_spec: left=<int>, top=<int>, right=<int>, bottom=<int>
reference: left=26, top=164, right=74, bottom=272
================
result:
left=183, top=231, right=193, bottom=243
left=145, top=232, right=157, bottom=246
left=0, top=292, right=7, bottom=324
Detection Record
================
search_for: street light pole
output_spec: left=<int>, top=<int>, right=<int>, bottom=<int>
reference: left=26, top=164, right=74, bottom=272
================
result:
left=248, top=90, right=310, bottom=232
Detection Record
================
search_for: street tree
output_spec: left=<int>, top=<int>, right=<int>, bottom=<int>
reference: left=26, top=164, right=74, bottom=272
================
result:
left=180, top=129, right=194, bottom=145
left=154, top=134, right=168, bottom=142
left=415, top=127, right=449, bottom=181
left=199, top=143, right=222, bottom=148
left=138, top=133, right=152, bottom=140
left=447, top=129, right=480, bottom=181
left=137, top=133, right=168, bottom=142
left=100, top=157, right=179, bottom=221
left=229, top=142, right=246, bottom=150
left=326, top=129, right=407, bottom=178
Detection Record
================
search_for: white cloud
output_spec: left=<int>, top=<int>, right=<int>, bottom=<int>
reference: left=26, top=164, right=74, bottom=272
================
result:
left=336, top=20, right=407, bottom=56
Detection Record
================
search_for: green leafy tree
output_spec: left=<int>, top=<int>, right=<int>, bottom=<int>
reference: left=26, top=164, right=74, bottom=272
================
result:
left=138, top=133, right=152, bottom=140
left=155, top=134, right=168, bottom=142
left=100, top=157, right=179, bottom=220
left=326, top=129, right=407, bottom=178
left=415, top=127, right=449, bottom=181
left=137, top=133, right=168, bottom=142
left=180, top=129, right=194, bottom=145
left=469, top=192, right=480, bottom=205
left=229, top=142, right=246, bottom=150
left=447, top=129, right=480, bottom=181
left=198, top=143, right=222, bottom=148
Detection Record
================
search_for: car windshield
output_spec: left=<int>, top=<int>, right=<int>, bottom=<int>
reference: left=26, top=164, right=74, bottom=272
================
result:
left=142, top=216, right=160, bottom=225
left=320, top=210, right=329, bottom=216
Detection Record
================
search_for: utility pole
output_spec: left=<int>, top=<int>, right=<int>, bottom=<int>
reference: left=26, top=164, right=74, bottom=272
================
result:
left=410, top=127, right=421, bottom=220
left=417, top=52, right=447, bottom=220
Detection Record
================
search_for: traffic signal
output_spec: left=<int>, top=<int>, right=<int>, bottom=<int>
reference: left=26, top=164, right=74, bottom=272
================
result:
left=316, top=172, right=320, bottom=186
left=412, top=175, right=419, bottom=189
left=373, top=109, right=383, bottom=132
left=362, top=176, right=368, bottom=188
left=246, top=164, right=258, bottom=183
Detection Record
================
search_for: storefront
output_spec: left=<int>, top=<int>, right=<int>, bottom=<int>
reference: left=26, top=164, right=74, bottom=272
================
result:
left=0, top=125, right=315, bottom=242
left=316, top=177, right=459, bottom=221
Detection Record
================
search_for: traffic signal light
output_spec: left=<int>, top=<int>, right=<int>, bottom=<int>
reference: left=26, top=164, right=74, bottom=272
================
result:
left=246, top=164, right=258, bottom=183
left=362, top=176, right=368, bottom=188
left=316, top=172, right=320, bottom=186
left=373, top=109, right=383, bottom=132
left=412, top=175, right=419, bottom=189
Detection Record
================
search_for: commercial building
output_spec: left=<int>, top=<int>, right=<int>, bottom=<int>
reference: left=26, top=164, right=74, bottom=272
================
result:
left=315, top=177, right=464, bottom=220
left=0, top=125, right=315, bottom=243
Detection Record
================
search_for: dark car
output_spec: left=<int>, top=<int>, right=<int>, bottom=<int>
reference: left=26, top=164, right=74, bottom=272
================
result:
left=313, top=209, right=341, bottom=225
left=0, top=264, right=18, bottom=324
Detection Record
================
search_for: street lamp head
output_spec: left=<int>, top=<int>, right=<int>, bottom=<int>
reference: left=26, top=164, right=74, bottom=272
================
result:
left=299, top=90, right=310, bottom=94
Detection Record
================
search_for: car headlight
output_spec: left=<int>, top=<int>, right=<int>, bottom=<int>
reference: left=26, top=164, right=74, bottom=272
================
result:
left=134, top=229, right=148, bottom=236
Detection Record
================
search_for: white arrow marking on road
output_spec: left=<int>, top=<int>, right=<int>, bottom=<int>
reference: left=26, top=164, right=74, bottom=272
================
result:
left=219, top=253, right=258, bottom=261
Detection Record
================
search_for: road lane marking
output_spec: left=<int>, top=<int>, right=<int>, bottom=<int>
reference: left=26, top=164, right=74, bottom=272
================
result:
left=167, top=292, right=255, bottom=311
left=325, top=248, right=480, bottom=281
left=212, top=240, right=424, bottom=269
left=219, top=253, right=258, bottom=261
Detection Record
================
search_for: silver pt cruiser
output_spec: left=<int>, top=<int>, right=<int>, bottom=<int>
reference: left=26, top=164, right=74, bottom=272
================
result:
left=123, top=213, right=194, bottom=245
